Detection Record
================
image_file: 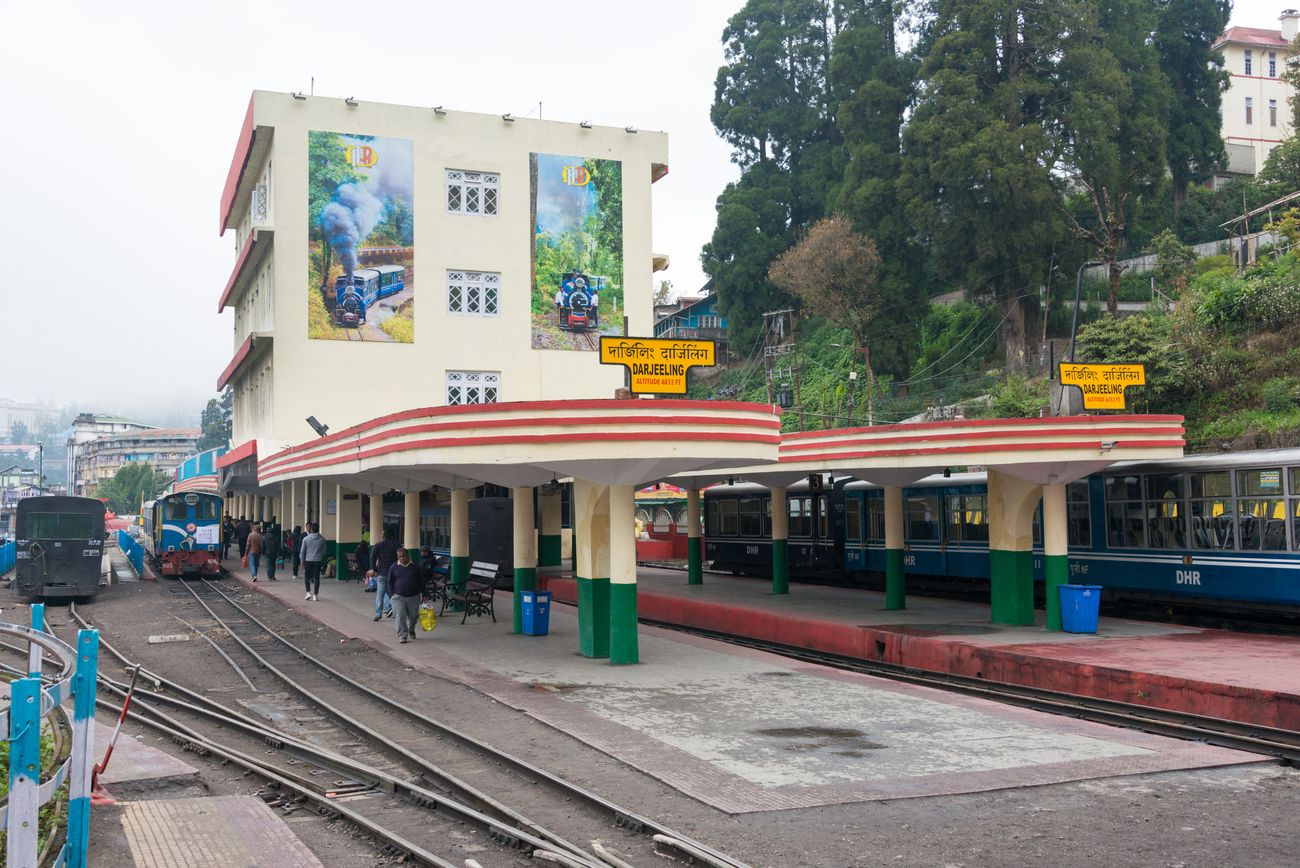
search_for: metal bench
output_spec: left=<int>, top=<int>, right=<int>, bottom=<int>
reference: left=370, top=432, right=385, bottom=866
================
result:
left=443, top=561, right=498, bottom=624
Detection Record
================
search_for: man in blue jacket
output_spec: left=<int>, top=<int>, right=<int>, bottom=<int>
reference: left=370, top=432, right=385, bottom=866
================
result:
left=387, top=547, right=424, bottom=643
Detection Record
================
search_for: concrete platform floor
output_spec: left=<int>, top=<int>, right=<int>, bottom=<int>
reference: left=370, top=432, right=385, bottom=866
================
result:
left=223, top=566, right=1265, bottom=814
left=118, top=795, right=324, bottom=867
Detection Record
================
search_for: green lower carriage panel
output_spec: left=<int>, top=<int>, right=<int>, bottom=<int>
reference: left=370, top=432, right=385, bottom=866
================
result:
left=577, top=575, right=610, bottom=658
left=989, top=548, right=1035, bottom=625
left=609, top=581, right=638, bottom=665
left=513, top=567, right=537, bottom=634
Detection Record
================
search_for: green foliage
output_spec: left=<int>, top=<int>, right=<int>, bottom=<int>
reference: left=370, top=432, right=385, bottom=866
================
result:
left=1258, top=136, right=1300, bottom=194
left=1155, top=0, right=1231, bottom=197
left=983, top=374, right=1048, bottom=419
left=8, top=418, right=29, bottom=444
left=1190, top=254, right=1300, bottom=333
left=1151, top=228, right=1196, bottom=291
left=1195, top=254, right=1233, bottom=276
left=1265, top=207, right=1300, bottom=247
left=97, top=462, right=170, bottom=516
left=197, top=398, right=229, bottom=452
left=1075, top=313, right=1186, bottom=411
left=380, top=311, right=414, bottom=342
left=1262, top=378, right=1297, bottom=414
left=910, top=302, right=1001, bottom=378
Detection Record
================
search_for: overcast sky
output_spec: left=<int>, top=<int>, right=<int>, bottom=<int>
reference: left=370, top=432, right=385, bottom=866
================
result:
left=1, top=0, right=1284, bottom=423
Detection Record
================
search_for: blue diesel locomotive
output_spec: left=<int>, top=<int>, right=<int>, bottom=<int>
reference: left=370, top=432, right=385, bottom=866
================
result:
left=334, top=265, right=406, bottom=327
left=704, top=448, right=1300, bottom=612
left=142, top=491, right=223, bottom=577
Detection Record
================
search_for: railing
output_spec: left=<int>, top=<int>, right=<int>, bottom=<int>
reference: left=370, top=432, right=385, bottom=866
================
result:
left=2, top=603, right=100, bottom=868
left=0, top=540, right=14, bottom=575
left=116, top=530, right=143, bottom=577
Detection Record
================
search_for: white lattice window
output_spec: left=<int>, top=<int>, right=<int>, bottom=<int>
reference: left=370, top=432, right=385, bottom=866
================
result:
left=447, top=270, right=500, bottom=316
left=445, top=170, right=500, bottom=216
left=446, top=371, right=500, bottom=406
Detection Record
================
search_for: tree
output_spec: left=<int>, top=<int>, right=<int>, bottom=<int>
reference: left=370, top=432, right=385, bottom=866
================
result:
left=902, top=0, right=1068, bottom=367
left=1075, top=313, right=1187, bottom=411
left=1056, top=0, right=1173, bottom=316
left=1155, top=0, right=1231, bottom=220
left=653, top=280, right=674, bottom=306
left=197, top=398, right=230, bottom=451
left=769, top=214, right=883, bottom=418
left=8, top=419, right=29, bottom=445
left=1151, top=228, right=1196, bottom=292
left=1283, top=35, right=1300, bottom=130
left=97, top=463, right=170, bottom=516
left=1257, top=135, right=1300, bottom=193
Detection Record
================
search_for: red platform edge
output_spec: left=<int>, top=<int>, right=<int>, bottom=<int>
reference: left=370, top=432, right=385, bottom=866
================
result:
left=546, top=579, right=1300, bottom=730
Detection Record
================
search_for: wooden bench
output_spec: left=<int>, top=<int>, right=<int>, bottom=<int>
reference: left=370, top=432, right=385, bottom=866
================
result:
left=443, top=561, right=498, bottom=624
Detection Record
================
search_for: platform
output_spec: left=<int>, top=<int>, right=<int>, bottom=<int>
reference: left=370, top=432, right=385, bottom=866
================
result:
left=118, top=795, right=324, bottom=867
left=546, top=568, right=1300, bottom=730
left=95, top=719, right=199, bottom=789
left=223, top=564, right=1266, bottom=813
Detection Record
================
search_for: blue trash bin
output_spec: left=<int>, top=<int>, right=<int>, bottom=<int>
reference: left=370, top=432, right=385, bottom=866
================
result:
left=521, top=590, right=552, bottom=636
left=1059, top=584, right=1102, bottom=634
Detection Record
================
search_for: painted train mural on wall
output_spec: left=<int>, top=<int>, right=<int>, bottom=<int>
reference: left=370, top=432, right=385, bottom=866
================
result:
left=530, top=153, right=625, bottom=351
left=307, top=132, right=415, bottom=343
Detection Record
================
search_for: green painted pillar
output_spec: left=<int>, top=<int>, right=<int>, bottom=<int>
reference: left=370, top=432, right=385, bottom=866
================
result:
left=575, top=479, right=610, bottom=658
left=770, top=485, right=789, bottom=594
left=609, top=484, right=638, bottom=664
left=451, top=487, right=470, bottom=585
left=1042, top=482, right=1069, bottom=631
left=512, top=486, right=537, bottom=634
left=538, top=489, right=562, bottom=567
left=988, top=469, right=1041, bottom=626
left=686, top=487, right=703, bottom=584
left=884, top=485, right=905, bottom=610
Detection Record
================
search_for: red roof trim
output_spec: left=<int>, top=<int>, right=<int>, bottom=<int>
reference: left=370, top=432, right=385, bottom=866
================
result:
left=782, top=414, right=1184, bottom=440
left=219, top=96, right=255, bottom=235
left=218, top=235, right=259, bottom=312
left=779, top=439, right=1187, bottom=464
left=216, top=439, right=257, bottom=469
left=216, top=334, right=255, bottom=391
left=780, top=425, right=1184, bottom=453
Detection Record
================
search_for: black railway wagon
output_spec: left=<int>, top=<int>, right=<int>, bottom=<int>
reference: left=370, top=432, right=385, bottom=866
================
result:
left=14, top=496, right=105, bottom=598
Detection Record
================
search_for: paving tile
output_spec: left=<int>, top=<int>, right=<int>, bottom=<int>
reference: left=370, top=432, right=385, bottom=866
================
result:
left=118, top=795, right=323, bottom=867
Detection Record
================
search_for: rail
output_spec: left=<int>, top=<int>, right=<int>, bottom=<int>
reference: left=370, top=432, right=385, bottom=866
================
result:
left=0, top=603, right=100, bottom=868
left=116, top=530, right=143, bottom=577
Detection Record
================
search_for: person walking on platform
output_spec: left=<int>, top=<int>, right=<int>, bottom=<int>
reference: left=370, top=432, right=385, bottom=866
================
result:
left=368, top=531, right=399, bottom=621
left=263, top=520, right=280, bottom=581
left=387, top=547, right=424, bottom=643
left=354, top=537, right=370, bottom=586
left=288, top=526, right=302, bottom=578
left=246, top=523, right=264, bottom=581
left=300, top=523, right=326, bottom=601
left=220, top=515, right=234, bottom=560
left=235, top=516, right=251, bottom=559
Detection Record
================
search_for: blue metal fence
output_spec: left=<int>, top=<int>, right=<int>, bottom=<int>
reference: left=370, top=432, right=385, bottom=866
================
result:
left=2, top=608, right=100, bottom=868
left=0, top=539, right=14, bottom=575
left=116, top=530, right=143, bottom=577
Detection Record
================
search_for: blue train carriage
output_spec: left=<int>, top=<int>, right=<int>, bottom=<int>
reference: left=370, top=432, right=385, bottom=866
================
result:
left=703, top=476, right=844, bottom=578
left=143, top=491, right=223, bottom=577
left=418, top=496, right=514, bottom=587
left=333, top=265, right=406, bottom=327
left=13, top=495, right=105, bottom=598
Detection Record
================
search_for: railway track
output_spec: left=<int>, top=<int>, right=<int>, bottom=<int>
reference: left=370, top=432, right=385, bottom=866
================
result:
left=634, top=616, right=1300, bottom=765
left=66, top=584, right=749, bottom=868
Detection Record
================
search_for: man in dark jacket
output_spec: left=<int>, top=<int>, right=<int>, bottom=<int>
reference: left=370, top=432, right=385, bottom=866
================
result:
left=369, top=531, right=400, bottom=621
left=263, top=520, right=281, bottom=581
left=235, top=516, right=252, bottom=558
left=387, top=548, right=424, bottom=643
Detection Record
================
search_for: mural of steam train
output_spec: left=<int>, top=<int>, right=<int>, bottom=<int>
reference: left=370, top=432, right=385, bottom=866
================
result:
left=556, top=271, right=606, bottom=331
left=333, top=265, right=406, bottom=327
left=142, top=491, right=224, bottom=577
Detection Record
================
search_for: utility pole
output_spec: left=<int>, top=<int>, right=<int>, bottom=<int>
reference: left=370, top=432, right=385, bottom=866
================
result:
left=762, top=309, right=804, bottom=429
left=37, top=443, right=43, bottom=496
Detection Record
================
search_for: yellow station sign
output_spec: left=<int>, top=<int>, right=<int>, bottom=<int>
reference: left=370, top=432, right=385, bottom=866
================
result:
left=1059, top=363, right=1146, bottom=410
left=599, top=337, right=717, bottom=395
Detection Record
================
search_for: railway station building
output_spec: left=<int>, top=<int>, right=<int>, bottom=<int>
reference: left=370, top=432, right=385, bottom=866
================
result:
left=215, top=91, right=1185, bottom=665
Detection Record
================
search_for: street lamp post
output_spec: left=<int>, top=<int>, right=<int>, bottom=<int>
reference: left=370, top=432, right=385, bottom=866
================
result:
left=1068, top=260, right=1103, bottom=364
left=37, top=443, right=43, bottom=496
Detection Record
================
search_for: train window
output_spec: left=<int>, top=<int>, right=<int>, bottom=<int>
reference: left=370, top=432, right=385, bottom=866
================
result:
left=1144, top=474, right=1185, bottom=500
left=816, top=496, right=829, bottom=540
left=1191, top=499, right=1235, bottom=549
left=1190, top=471, right=1231, bottom=499
left=866, top=497, right=884, bottom=543
left=845, top=499, right=863, bottom=543
left=788, top=497, right=812, bottom=538
left=25, top=513, right=97, bottom=539
left=706, top=500, right=718, bottom=535
left=1238, top=468, right=1284, bottom=497
left=1106, top=502, right=1145, bottom=547
left=1291, top=468, right=1300, bottom=494
left=1239, top=499, right=1287, bottom=550
left=1145, top=499, right=1186, bottom=549
left=1067, top=482, right=1091, bottom=547
left=738, top=498, right=763, bottom=537
left=1292, top=500, right=1300, bottom=551
left=716, top=500, right=739, bottom=536
left=196, top=500, right=218, bottom=520
left=905, top=496, right=939, bottom=542
left=763, top=499, right=772, bottom=538
left=1104, top=475, right=1142, bottom=501
left=962, top=496, right=989, bottom=543
left=164, top=500, right=189, bottom=520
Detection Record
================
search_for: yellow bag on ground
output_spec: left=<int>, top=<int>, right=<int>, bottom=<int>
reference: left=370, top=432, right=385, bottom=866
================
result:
left=419, top=602, right=437, bottom=632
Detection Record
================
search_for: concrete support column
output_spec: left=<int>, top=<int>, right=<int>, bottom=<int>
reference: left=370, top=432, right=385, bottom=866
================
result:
left=403, top=491, right=421, bottom=557
left=334, top=486, right=363, bottom=580
left=988, top=469, right=1042, bottom=626
left=538, top=490, right=562, bottom=567
left=512, top=487, right=537, bottom=634
left=770, top=486, right=789, bottom=594
left=368, top=493, right=383, bottom=545
left=317, top=482, right=332, bottom=541
left=450, top=489, right=470, bottom=585
left=884, top=485, right=906, bottom=610
left=1042, top=482, right=1069, bottom=631
left=686, top=488, right=703, bottom=585
left=609, top=484, right=638, bottom=665
left=574, top=479, right=610, bottom=659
